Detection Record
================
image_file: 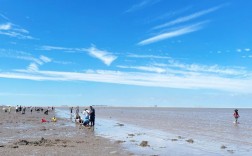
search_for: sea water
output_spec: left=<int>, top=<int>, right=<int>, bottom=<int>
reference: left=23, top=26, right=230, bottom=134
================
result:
left=56, top=107, right=252, bottom=156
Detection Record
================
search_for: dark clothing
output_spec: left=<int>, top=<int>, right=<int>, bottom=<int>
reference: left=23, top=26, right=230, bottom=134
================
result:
left=44, top=110, right=48, bottom=115
left=90, top=108, right=95, bottom=126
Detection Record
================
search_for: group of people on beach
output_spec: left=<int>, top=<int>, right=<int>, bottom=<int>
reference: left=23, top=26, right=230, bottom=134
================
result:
left=72, top=106, right=95, bottom=127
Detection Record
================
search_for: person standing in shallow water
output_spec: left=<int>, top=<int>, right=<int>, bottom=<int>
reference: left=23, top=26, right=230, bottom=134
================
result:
left=233, top=109, right=240, bottom=123
left=89, top=106, right=95, bottom=127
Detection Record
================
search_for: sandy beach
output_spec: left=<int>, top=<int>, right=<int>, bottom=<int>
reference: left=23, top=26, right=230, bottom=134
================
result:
left=0, top=106, right=130, bottom=156
left=1, top=106, right=252, bottom=156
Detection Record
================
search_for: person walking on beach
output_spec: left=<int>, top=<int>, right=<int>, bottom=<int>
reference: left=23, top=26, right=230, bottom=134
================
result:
left=89, top=106, right=95, bottom=127
left=233, top=109, right=240, bottom=124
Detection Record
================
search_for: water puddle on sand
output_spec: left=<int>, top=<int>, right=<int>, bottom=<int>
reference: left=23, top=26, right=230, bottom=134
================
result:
left=95, top=119, right=252, bottom=156
left=94, top=118, right=219, bottom=156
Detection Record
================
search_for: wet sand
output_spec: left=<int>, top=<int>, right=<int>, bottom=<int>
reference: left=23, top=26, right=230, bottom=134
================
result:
left=95, top=107, right=252, bottom=156
left=0, top=107, right=130, bottom=156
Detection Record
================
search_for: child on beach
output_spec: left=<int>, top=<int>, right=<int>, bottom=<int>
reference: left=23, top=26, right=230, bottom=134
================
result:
left=51, top=116, right=57, bottom=122
left=41, top=117, right=47, bottom=123
left=233, top=109, right=240, bottom=124
left=75, top=115, right=82, bottom=124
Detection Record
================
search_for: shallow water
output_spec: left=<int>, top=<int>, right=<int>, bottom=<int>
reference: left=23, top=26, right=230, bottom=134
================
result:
left=55, top=107, right=252, bottom=156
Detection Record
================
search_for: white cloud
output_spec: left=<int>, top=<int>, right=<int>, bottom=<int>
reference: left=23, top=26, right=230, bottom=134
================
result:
left=40, top=45, right=74, bottom=51
left=118, top=65, right=166, bottom=73
left=0, top=13, right=9, bottom=20
left=53, top=60, right=74, bottom=65
left=236, top=49, right=242, bottom=52
left=153, top=5, right=222, bottom=30
left=40, top=55, right=52, bottom=63
left=125, top=0, right=160, bottom=13
left=127, top=54, right=170, bottom=59
left=244, top=48, right=251, bottom=52
left=27, top=63, right=39, bottom=72
left=1, top=68, right=252, bottom=93
left=0, top=22, right=34, bottom=40
left=40, top=45, right=117, bottom=66
left=167, top=60, right=246, bottom=76
left=17, top=56, right=43, bottom=65
left=138, top=22, right=204, bottom=45
left=0, top=49, right=43, bottom=64
left=83, top=45, right=117, bottom=66
left=0, top=23, right=11, bottom=30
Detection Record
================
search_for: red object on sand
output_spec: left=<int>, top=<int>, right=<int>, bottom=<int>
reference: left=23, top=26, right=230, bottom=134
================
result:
left=41, top=118, right=47, bottom=122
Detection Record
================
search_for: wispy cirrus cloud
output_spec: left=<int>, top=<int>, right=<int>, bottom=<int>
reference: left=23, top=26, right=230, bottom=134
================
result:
left=153, top=6, right=192, bottom=22
left=138, top=22, right=205, bottom=45
left=125, top=0, right=161, bottom=13
left=0, top=23, right=11, bottom=30
left=117, top=65, right=166, bottom=73
left=127, top=54, right=170, bottom=59
left=0, top=49, right=53, bottom=71
left=40, top=55, right=52, bottom=63
left=0, top=22, right=34, bottom=40
left=83, top=45, right=117, bottom=66
left=138, top=4, right=225, bottom=45
left=0, top=49, right=43, bottom=64
left=167, top=59, right=247, bottom=76
left=0, top=13, right=9, bottom=20
left=153, top=5, right=223, bottom=30
left=1, top=67, right=252, bottom=93
left=25, top=55, right=53, bottom=72
left=40, top=45, right=75, bottom=51
left=27, top=63, right=39, bottom=72
left=40, top=45, right=117, bottom=66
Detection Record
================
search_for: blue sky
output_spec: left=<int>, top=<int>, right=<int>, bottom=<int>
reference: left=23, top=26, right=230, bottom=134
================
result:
left=0, top=0, right=252, bottom=107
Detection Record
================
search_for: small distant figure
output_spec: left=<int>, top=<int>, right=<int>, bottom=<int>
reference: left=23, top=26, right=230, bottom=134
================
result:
left=70, top=107, right=73, bottom=114
left=76, top=106, right=79, bottom=116
left=233, top=109, right=240, bottom=124
left=41, top=117, right=47, bottom=123
left=22, top=107, right=26, bottom=114
left=16, top=105, right=18, bottom=113
left=8, top=106, right=11, bottom=114
left=89, top=106, right=95, bottom=127
left=30, top=107, right=33, bottom=114
left=51, top=116, right=57, bottom=122
left=44, top=109, right=49, bottom=115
